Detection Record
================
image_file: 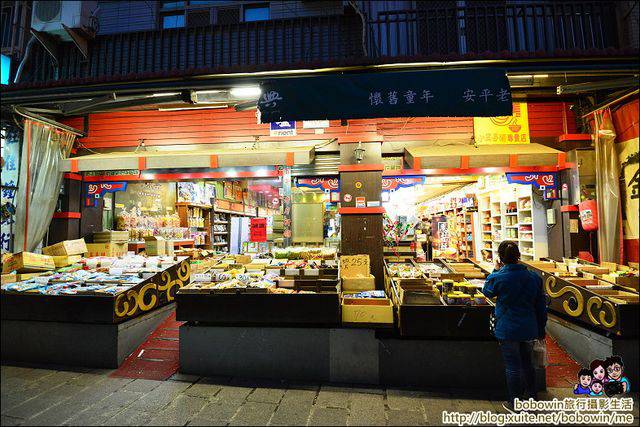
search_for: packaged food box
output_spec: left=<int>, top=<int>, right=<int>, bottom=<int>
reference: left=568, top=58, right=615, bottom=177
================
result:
left=42, top=238, right=88, bottom=256
left=85, top=243, right=128, bottom=258
left=2, top=252, right=55, bottom=273
left=0, top=273, right=44, bottom=284
left=144, top=236, right=166, bottom=256
left=51, top=255, right=83, bottom=268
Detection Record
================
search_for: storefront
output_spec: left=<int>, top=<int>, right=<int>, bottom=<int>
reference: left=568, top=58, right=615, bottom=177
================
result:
left=1, top=68, right=637, bottom=388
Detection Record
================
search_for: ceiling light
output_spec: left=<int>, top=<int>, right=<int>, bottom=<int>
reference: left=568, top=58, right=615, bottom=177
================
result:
left=230, top=86, right=261, bottom=99
left=158, top=105, right=228, bottom=111
left=149, top=92, right=181, bottom=97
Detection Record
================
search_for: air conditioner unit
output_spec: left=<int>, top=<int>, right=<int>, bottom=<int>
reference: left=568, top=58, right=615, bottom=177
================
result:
left=31, top=1, right=97, bottom=41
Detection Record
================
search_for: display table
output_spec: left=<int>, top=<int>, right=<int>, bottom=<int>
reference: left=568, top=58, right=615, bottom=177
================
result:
left=547, top=314, right=639, bottom=383
left=2, top=303, right=174, bottom=368
left=179, top=324, right=545, bottom=391
left=1, top=257, right=191, bottom=368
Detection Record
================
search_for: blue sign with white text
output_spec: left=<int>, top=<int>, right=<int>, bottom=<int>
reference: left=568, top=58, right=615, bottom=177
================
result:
left=1, top=54, right=10, bottom=85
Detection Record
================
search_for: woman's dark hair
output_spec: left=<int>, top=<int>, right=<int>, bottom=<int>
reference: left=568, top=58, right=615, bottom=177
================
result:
left=578, top=368, right=592, bottom=379
left=590, top=359, right=606, bottom=373
left=498, top=240, right=520, bottom=264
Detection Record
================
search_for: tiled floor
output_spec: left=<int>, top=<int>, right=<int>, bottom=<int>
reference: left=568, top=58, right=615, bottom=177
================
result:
left=2, top=315, right=637, bottom=426
left=2, top=365, right=638, bottom=426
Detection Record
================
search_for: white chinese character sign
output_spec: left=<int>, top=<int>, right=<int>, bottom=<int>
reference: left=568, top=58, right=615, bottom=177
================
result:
left=258, top=68, right=512, bottom=122
left=473, top=102, right=530, bottom=145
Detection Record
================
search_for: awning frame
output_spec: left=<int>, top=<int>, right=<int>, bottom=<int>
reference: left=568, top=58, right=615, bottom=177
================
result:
left=403, top=143, right=570, bottom=176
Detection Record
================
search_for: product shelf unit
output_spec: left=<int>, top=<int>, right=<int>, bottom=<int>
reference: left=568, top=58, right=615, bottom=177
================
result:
left=176, top=203, right=211, bottom=249
left=478, top=193, right=494, bottom=263
left=211, top=209, right=231, bottom=253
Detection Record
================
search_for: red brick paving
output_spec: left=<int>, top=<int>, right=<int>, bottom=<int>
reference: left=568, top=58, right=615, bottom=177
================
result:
left=110, top=311, right=184, bottom=381
left=545, top=335, right=582, bottom=388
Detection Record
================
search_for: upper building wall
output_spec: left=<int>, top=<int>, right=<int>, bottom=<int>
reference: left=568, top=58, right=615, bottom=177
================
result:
left=3, top=0, right=638, bottom=89
left=95, top=1, right=345, bottom=35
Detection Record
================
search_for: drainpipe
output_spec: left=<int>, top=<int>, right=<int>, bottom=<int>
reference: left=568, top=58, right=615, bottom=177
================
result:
left=13, top=34, right=36, bottom=84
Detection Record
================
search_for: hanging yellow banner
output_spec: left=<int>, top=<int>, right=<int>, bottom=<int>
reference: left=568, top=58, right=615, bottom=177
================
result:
left=474, top=102, right=530, bottom=144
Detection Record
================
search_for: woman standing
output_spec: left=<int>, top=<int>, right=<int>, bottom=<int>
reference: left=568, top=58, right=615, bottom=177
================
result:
left=482, top=241, right=547, bottom=412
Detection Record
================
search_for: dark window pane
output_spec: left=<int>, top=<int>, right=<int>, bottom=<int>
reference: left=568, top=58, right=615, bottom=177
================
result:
left=217, top=7, right=240, bottom=25
left=189, top=0, right=216, bottom=4
left=187, top=9, right=211, bottom=27
left=161, top=1, right=185, bottom=9
left=244, top=4, right=269, bottom=22
left=162, top=13, right=185, bottom=29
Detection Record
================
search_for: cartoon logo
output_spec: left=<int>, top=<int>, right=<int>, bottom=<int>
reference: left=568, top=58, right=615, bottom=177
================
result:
left=574, top=355, right=631, bottom=397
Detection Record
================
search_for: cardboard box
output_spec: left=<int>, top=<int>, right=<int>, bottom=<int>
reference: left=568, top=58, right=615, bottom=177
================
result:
left=1, top=272, right=48, bottom=284
left=235, top=255, right=252, bottom=264
left=93, top=230, right=129, bottom=243
left=2, top=252, right=55, bottom=273
left=342, top=275, right=376, bottom=292
left=578, top=266, right=611, bottom=275
left=341, top=293, right=393, bottom=325
left=165, top=240, right=176, bottom=257
left=144, top=236, right=166, bottom=256
left=340, top=254, right=376, bottom=292
left=42, top=238, right=88, bottom=256
left=85, top=243, right=128, bottom=258
left=602, top=274, right=639, bottom=290
left=51, top=255, right=83, bottom=268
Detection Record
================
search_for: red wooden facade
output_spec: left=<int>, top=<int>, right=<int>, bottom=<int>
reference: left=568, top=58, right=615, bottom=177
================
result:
left=63, top=102, right=576, bottom=149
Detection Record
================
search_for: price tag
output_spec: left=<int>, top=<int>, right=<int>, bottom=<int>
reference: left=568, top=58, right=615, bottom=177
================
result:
left=340, top=255, right=370, bottom=278
left=192, top=273, right=211, bottom=282
left=34, top=276, right=51, bottom=285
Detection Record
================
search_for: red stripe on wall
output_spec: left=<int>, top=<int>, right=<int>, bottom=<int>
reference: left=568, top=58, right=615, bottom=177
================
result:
left=63, top=173, right=83, bottom=181
left=52, top=212, right=81, bottom=219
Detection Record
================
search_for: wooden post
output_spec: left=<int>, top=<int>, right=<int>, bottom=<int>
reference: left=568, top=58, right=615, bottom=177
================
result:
left=338, top=141, right=385, bottom=289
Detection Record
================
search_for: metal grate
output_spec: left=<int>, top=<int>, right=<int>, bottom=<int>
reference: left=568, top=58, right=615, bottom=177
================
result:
left=216, top=7, right=240, bottom=25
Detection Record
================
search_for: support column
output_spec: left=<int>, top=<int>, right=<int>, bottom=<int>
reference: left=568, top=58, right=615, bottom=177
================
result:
left=339, top=141, right=384, bottom=289
left=47, top=173, right=83, bottom=244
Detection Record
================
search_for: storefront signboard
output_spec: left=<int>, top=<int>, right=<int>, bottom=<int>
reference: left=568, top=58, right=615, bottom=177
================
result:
left=259, top=68, right=512, bottom=122
left=382, top=177, right=425, bottom=192
left=85, top=182, right=128, bottom=207
left=355, top=197, right=366, bottom=208
left=250, top=217, right=267, bottom=242
left=1, top=130, right=19, bottom=252
left=296, top=177, right=339, bottom=192
left=302, top=120, right=329, bottom=129
left=270, top=121, right=297, bottom=136
left=474, top=102, right=530, bottom=144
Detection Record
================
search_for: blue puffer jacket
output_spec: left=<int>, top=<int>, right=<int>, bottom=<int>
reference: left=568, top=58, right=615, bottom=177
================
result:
left=482, top=263, right=547, bottom=341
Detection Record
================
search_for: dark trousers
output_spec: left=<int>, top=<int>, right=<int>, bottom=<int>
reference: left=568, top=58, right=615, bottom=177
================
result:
left=499, top=340, right=536, bottom=404
left=422, top=242, right=432, bottom=261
